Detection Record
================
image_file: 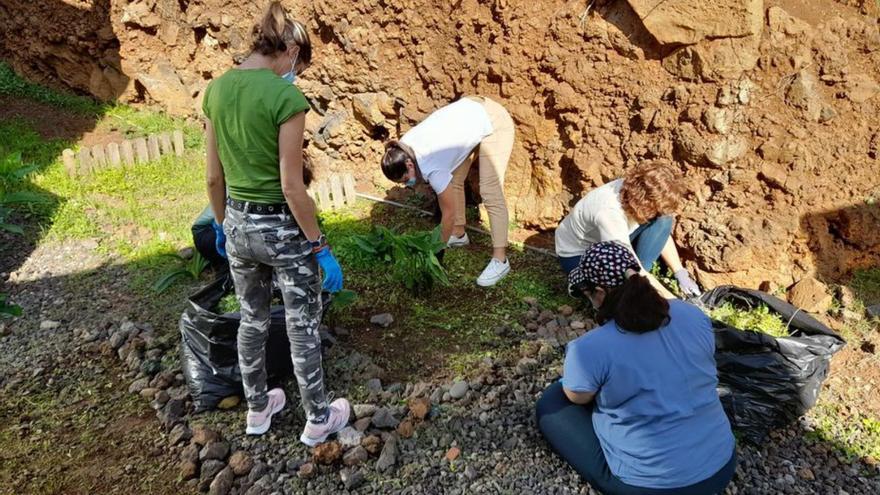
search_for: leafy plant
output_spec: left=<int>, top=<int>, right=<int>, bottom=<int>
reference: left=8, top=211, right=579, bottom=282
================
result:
left=152, top=251, right=209, bottom=293
left=0, top=152, right=52, bottom=234
left=216, top=289, right=357, bottom=314
left=217, top=293, right=240, bottom=314
left=708, top=302, right=790, bottom=338
left=352, top=225, right=449, bottom=294
left=0, top=293, right=22, bottom=317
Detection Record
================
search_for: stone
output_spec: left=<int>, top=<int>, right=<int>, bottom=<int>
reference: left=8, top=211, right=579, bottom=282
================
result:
left=706, top=135, right=749, bottom=167
left=370, top=313, right=394, bottom=327
left=228, top=451, right=253, bottom=476
left=353, top=417, right=372, bottom=432
left=703, top=107, right=732, bottom=135
left=516, top=357, right=539, bottom=376
left=351, top=93, right=386, bottom=129
left=40, top=320, right=61, bottom=330
left=366, top=378, right=383, bottom=393
left=128, top=377, right=149, bottom=394
left=408, top=397, right=431, bottom=421
left=819, top=106, right=837, bottom=124
left=465, top=465, right=479, bottom=480
left=121, top=3, right=161, bottom=28
left=108, top=331, right=127, bottom=350
left=767, top=6, right=811, bottom=36
left=375, top=435, right=398, bottom=472
left=445, top=446, right=461, bottom=461
left=160, top=399, right=185, bottom=429
left=340, top=468, right=366, bottom=490
left=180, top=444, right=200, bottom=463
left=797, top=467, right=815, bottom=481
left=846, top=74, right=880, bottom=104
left=362, top=435, right=382, bottom=455
left=169, top=423, right=192, bottom=445
left=312, top=441, right=343, bottom=465
left=179, top=460, right=199, bottom=481
left=661, top=33, right=760, bottom=81
left=627, top=0, right=762, bottom=45
left=297, top=462, right=316, bottom=479
left=337, top=426, right=364, bottom=449
left=396, top=420, right=414, bottom=439
left=247, top=461, right=269, bottom=483
left=208, top=467, right=234, bottom=495
left=216, top=395, right=240, bottom=410
left=785, top=70, right=823, bottom=122
left=137, top=60, right=193, bottom=117
left=371, top=408, right=400, bottom=429
left=200, top=441, right=230, bottom=462
left=449, top=381, right=469, bottom=400
left=199, top=460, right=226, bottom=491
left=342, top=445, right=369, bottom=467
left=192, top=425, right=221, bottom=446
left=788, top=277, right=833, bottom=313
left=866, top=304, right=880, bottom=319
left=353, top=403, right=379, bottom=419
left=557, top=305, right=574, bottom=316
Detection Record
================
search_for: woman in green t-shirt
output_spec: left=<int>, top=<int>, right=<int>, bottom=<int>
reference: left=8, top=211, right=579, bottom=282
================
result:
left=202, top=1, right=350, bottom=446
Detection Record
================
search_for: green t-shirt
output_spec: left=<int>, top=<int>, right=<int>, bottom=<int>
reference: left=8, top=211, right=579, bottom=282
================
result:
left=202, top=68, right=309, bottom=203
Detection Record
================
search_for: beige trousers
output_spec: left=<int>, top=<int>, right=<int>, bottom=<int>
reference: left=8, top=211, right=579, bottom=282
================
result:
left=450, top=97, right=514, bottom=249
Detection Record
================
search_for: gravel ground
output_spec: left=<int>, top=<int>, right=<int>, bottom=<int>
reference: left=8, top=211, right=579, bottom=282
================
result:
left=2, top=241, right=879, bottom=495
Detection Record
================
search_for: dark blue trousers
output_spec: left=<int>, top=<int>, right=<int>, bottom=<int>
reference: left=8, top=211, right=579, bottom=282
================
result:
left=559, top=216, right=673, bottom=274
left=536, top=382, right=737, bottom=495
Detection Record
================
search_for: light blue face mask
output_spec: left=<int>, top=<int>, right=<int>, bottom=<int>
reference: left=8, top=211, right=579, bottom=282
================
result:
left=405, top=176, right=417, bottom=188
left=281, top=54, right=298, bottom=84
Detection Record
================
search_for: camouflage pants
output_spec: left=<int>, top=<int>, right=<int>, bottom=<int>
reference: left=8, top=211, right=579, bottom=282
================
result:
left=223, top=206, right=329, bottom=422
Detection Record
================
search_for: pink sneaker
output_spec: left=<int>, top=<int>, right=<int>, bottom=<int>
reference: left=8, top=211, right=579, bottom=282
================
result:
left=245, top=388, right=286, bottom=435
left=299, top=398, right=351, bottom=447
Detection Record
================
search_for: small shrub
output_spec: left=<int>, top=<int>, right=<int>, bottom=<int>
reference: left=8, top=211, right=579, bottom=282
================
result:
left=152, top=251, right=209, bottom=293
left=352, top=225, right=448, bottom=294
left=0, top=293, right=22, bottom=317
left=216, top=289, right=356, bottom=314
left=708, top=302, right=790, bottom=338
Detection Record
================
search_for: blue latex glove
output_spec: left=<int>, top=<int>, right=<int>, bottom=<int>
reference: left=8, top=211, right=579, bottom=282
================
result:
left=212, top=221, right=227, bottom=259
left=315, top=247, right=343, bottom=293
left=674, top=269, right=701, bottom=298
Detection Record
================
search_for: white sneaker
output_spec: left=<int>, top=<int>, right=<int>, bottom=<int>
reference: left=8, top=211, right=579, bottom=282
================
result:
left=245, top=388, right=286, bottom=435
left=299, top=398, right=351, bottom=447
left=447, top=232, right=470, bottom=248
left=476, top=257, right=510, bottom=287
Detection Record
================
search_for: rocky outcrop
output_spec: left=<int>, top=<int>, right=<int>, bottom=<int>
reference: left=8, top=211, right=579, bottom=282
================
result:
left=1, top=0, right=879, bottom=288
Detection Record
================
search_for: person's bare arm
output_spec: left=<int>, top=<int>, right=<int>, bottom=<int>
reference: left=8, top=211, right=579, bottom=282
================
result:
left=595, top=210, right=676, bottom=298
left=660, top=235, right=685, bottom=273
left=279, top=113, right=321, bottom=241
left=436, top=187, right=457, bottom=243
left=205, top=119, right=226, bottom=224
left=563, top=387, right=596, bottom=405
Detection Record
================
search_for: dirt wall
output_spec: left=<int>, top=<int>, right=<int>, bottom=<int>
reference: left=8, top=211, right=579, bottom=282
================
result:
left=1, top=0, right=879, bottom=289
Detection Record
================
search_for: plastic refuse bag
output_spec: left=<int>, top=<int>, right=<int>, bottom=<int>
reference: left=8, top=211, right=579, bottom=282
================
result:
left=180, top=273, right=332, bottom=412
left=700, top=286, right=846, bottom=444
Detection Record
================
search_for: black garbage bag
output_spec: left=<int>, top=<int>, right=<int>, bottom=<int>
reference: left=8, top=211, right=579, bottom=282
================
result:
left=699, top=286, right=846, bottom=444
left=180, top=273, right=332, bottom=412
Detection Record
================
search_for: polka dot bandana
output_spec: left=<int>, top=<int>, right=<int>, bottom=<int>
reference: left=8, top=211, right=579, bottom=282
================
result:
left=568, top=241, right=641, bottom=292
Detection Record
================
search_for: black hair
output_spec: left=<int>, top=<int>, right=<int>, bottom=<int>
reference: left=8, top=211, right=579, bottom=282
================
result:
left=586, top=274, right=670, bottom=333
left=381, top=142, right=410, bottom=182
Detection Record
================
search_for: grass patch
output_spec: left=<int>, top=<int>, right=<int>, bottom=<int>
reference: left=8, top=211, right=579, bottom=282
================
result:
left=808, top=402, right=880, bottom=462
left=0, top=62, right=104, bottom=115
left=851, top=268, right=880, bottom=307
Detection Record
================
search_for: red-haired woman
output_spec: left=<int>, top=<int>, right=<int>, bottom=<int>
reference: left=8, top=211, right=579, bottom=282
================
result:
left=554, top=162, right=700, bottom=297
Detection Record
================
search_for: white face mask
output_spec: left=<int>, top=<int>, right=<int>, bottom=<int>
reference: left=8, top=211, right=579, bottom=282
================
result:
left=281, top=53, right=298, bottom=83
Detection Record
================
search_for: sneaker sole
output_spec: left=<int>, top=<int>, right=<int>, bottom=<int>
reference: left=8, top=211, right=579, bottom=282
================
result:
left=477, top=266, right=510, bottom=287
left=447, top=240, right=470, bottom=248
left=245, top=395, right=287, bottom=435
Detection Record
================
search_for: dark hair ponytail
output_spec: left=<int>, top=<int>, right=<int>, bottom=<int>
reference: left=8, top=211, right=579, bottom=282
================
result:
left=596, top=274, right=670, bottom=333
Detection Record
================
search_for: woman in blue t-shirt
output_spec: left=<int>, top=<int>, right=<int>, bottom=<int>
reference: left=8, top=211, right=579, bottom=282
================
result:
left=536, top=241, right=736, bottom=494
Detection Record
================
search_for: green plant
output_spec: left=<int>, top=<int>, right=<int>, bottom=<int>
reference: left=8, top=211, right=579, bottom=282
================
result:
left=217, top=293, right=240, bottom=314
left=152, top=251, right=209, bottom=293
left=650, top=263, right=681, bottom=297
left=0, top=293, right=22, bottom=317
left=352, top=225, right=449, bottom=294
left=216, top=289, right=356, bottom=314
left=0, top=62, right=104, bottom=115
left=0, top=152, right=52, bottom=234
left=708, top=302, right=790, bottom=337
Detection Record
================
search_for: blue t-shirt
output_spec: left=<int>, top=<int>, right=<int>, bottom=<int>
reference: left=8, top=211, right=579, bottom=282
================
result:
left=562, top=300, right=734, bottom=489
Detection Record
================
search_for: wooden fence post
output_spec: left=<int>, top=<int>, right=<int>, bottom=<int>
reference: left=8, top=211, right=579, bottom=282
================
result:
left=330, top=174, right=345, bottom=210
left=159, top=133, right=173, bottom=156
left=121, top=140, right=135, bottom=166
left=134, top=138, right=149, bottom=163
left=317, top=181, right=331, bottom=211
left=172, top=130, right=185, bottom=156
left=77, top=148, right=92, bottom=175
left=343, top=173, right=357, bottom=206
left=91, top=144, right=107, bottom=169
left=107, top=142, right=121, bottom=167
left=147, top=134, right=161, bottom=161
left=62, top=149, right=76, bottom=177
